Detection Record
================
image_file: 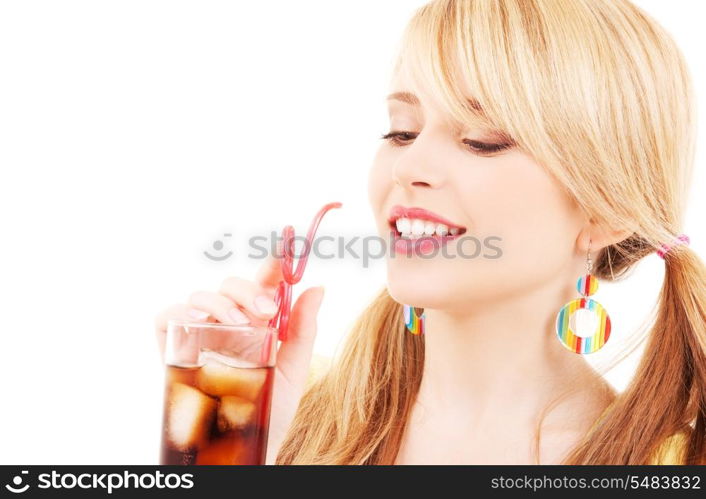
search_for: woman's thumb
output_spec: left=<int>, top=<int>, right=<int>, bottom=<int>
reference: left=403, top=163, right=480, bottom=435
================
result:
left=288, top=286, right=324, bottom=342
left=275, top=286, right=325, bottom=386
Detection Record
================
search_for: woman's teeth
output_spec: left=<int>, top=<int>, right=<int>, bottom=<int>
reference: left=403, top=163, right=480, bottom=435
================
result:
left=394, top=217, right=461, bottom=239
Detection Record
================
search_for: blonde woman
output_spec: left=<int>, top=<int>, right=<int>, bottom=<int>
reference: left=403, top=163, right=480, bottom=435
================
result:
left=155, top=0, right=706, bottom=464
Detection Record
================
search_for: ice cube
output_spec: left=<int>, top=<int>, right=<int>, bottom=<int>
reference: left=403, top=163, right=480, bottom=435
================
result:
left=166, top=366, right=198, bottom=386
left=197, top=362, right=267, bottom=401
left=217, top=395, right=256, bottom=432
left=195, top=438, right=247, bottom=465
left=166, top=382, right=216, bottom=451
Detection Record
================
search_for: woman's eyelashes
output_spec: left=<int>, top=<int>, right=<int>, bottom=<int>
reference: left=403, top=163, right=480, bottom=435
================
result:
left=380, top=130, right=513, bottom=155
left=462, top=139, right=513, bottom=154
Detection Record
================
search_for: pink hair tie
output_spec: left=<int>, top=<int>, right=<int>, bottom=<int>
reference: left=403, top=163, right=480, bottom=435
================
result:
left=656, top=233, right=690, bottom=259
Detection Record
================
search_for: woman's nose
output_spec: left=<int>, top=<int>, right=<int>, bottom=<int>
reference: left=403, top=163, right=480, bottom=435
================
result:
left=392, top=139, right=445, bottom=190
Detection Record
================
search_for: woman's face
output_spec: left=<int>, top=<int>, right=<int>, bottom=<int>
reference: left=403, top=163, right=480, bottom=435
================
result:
left=368, top=69, right=588, bottom=312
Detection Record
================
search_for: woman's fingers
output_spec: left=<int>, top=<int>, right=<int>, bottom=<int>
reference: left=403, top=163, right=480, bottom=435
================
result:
left=155, top=250, right=287, bottom=365
left=188, top=290, right=251, bottom=325
left=154, top=303, right=202, bottom=361
left=154, top=303, right=206, bottom=333
left=219, top=276, right=279, bottom=321
left=255, top=250, right=285, bottom=289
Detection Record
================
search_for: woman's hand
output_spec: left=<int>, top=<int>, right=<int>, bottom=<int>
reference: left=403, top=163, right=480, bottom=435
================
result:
left=154, top=253, right=325, bottom=465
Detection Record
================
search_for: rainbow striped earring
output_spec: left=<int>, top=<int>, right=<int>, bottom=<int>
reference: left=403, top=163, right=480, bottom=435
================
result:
left=555, top=242, right=612, bottom=354
left=403, top=304, right=425, bottom=335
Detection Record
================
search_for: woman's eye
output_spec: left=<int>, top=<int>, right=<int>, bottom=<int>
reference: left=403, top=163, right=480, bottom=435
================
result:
left=462, top=139, right=513, bottom=155
left=381, top=131, right=513, bottom=156
left=380, top=131, right=417, bottom=146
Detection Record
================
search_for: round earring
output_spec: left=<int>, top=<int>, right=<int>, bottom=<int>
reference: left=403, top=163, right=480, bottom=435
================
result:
left=555, top=241, right=612, bottom=354
left=403, top=303, right=425, bottom=335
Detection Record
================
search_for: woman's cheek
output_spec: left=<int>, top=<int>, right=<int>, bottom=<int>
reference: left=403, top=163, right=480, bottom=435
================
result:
left=367, top=153, right=392, bottom=231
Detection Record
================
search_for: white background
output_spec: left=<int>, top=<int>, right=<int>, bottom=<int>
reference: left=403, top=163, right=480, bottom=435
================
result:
left=0, top=1, right=703, bottom=464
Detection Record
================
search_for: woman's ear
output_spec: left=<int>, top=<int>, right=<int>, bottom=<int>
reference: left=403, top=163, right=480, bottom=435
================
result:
left=577, top=222, right=633, bottom=254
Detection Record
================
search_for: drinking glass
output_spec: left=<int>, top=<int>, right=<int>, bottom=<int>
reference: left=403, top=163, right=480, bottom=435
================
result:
left=159, top=321, right=277, bottom=465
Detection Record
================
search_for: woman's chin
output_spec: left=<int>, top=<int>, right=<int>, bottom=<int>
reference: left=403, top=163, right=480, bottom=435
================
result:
left=385, top=276, right=457, bottom=309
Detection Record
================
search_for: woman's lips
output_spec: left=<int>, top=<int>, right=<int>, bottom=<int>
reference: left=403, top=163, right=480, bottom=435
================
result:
left=387, top=205, right=467, bottom=232
left=390, top=229, right=462, bottom=256
left=386, top=205, right=468, bottom=256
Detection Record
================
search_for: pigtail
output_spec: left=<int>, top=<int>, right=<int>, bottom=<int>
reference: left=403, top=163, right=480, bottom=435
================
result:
left=566, top=244, right=706, bottom=464
left=659, top=246, right=706, bottom=464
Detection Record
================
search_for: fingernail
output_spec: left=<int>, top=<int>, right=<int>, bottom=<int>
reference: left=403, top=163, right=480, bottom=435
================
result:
left=254, top=295, right=278, bottom=315
left=228, top=308, right=250, bottom=325
left=187, top=308, right=210, bottom=321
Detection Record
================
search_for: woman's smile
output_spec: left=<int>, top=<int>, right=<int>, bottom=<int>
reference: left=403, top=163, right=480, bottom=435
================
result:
left=388, top=204, right=467, bottom=255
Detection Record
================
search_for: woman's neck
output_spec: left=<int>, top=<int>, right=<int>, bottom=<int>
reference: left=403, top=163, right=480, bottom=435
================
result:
left=416, top=274, right=602, bottom=422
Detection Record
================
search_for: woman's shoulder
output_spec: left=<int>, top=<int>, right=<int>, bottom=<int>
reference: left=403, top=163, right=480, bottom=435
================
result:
left=592, top=403, right=690, bottom=465
left=649, top=429, right=690, bottom=465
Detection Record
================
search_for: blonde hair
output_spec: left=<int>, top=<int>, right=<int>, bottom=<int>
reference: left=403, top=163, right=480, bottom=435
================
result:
left=277, top=0, right=706, bottom=464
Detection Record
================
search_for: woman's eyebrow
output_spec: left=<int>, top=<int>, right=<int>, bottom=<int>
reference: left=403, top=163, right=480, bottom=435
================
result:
left=386, top=91, right=485, bottom=115
left=387, top=91, right=419, bottom=106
